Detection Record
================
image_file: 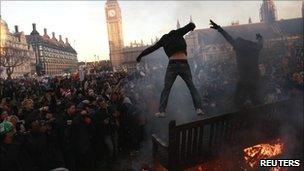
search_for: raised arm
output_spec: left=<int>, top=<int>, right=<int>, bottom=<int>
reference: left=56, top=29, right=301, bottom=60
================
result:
left=175, top=22, right=196, bottom=36
left=210, top=20, right=236, bottom=48
left=136, top=36, right=165, bottom=62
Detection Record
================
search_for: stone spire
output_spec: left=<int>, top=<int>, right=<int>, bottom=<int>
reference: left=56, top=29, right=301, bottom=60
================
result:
left=155, top=36, right=159, bottom=42
left=14, top=25, right=19, bottom=33
left=302, top=0, right=304, bottom=18
left=59, top=35, right=64, bottom=43
left=260, top=0, right=277, bottom=23
left=177, top=19, right=180, bottom=29
left=248, top=17, right=252, bottom=24
left=52, top=32, right=57, bottom=41
left=30, top=23, right=40, bottom=35
left=43, top=28, right=50, bottom=38
left=65, top=38, right=70, bottom=45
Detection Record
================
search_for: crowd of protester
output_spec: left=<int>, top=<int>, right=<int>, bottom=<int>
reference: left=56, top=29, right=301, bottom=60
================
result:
left=194, top=42, right=303, bottom=112
left=0, top=71, right=147, bottom=171
left=0, top=41, right=302, bottom=171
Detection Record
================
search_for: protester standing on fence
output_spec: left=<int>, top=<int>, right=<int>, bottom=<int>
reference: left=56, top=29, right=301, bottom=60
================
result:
left=210, top=20, right=264, bottom=108
left=136, top=22, right=205, bottom=118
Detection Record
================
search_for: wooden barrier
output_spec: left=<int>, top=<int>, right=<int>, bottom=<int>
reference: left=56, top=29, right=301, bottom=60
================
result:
left=152, top=100, right=289, bottom=171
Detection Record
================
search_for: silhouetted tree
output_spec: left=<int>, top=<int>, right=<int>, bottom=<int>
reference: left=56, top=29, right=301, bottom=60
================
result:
left=0, top=46, right=30, bottom=79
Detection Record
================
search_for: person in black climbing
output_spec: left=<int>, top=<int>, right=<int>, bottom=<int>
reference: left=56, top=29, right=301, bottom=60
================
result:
left=210, top=19, right=263, bottom=108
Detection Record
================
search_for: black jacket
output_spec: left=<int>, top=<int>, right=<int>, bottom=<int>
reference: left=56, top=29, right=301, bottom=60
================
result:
left=138, top=22, right=196, bottom=59
left=217, top=27, right=263, bottom=81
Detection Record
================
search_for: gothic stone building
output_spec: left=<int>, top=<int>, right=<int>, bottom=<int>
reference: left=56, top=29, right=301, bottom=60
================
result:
left=185, top=0, right=303, bottom=65
left=105, top=0, right=124, bottom=70
left=0, top=18, right=35, bottom=78
left=26, top=23, right=78, bottom=76
left=185, top=18, right=303, bottom=70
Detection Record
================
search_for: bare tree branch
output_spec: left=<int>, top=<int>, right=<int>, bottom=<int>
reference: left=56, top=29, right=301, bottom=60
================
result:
left=0, top=46, right=31, bottom=78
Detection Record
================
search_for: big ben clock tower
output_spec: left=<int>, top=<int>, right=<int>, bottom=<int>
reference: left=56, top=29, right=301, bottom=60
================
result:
left=105, top=0, right=124, bottom=69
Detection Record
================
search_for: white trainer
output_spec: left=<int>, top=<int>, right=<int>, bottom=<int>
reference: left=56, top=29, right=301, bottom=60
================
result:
left=196, top=108, right=205, bottom=116
left=155, top=112, right=166, bottom=118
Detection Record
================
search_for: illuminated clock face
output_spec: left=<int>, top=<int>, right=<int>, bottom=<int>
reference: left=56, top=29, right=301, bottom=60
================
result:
left=108, top=10, right=116, bottom=17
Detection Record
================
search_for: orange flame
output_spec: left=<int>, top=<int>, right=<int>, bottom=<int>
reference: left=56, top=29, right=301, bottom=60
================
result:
left=243, top=139, right=284, bottom=168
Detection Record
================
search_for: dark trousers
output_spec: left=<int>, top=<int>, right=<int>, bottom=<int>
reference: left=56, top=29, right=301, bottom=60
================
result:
left=159, top=60, right=202, bottom=112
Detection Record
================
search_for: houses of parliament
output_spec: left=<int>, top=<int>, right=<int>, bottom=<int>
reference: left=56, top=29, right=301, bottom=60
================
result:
left=105, top=0, right=303, bottom=71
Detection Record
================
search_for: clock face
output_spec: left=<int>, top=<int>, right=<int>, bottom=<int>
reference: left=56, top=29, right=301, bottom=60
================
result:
left=108, top=10, right=116, bottom=17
